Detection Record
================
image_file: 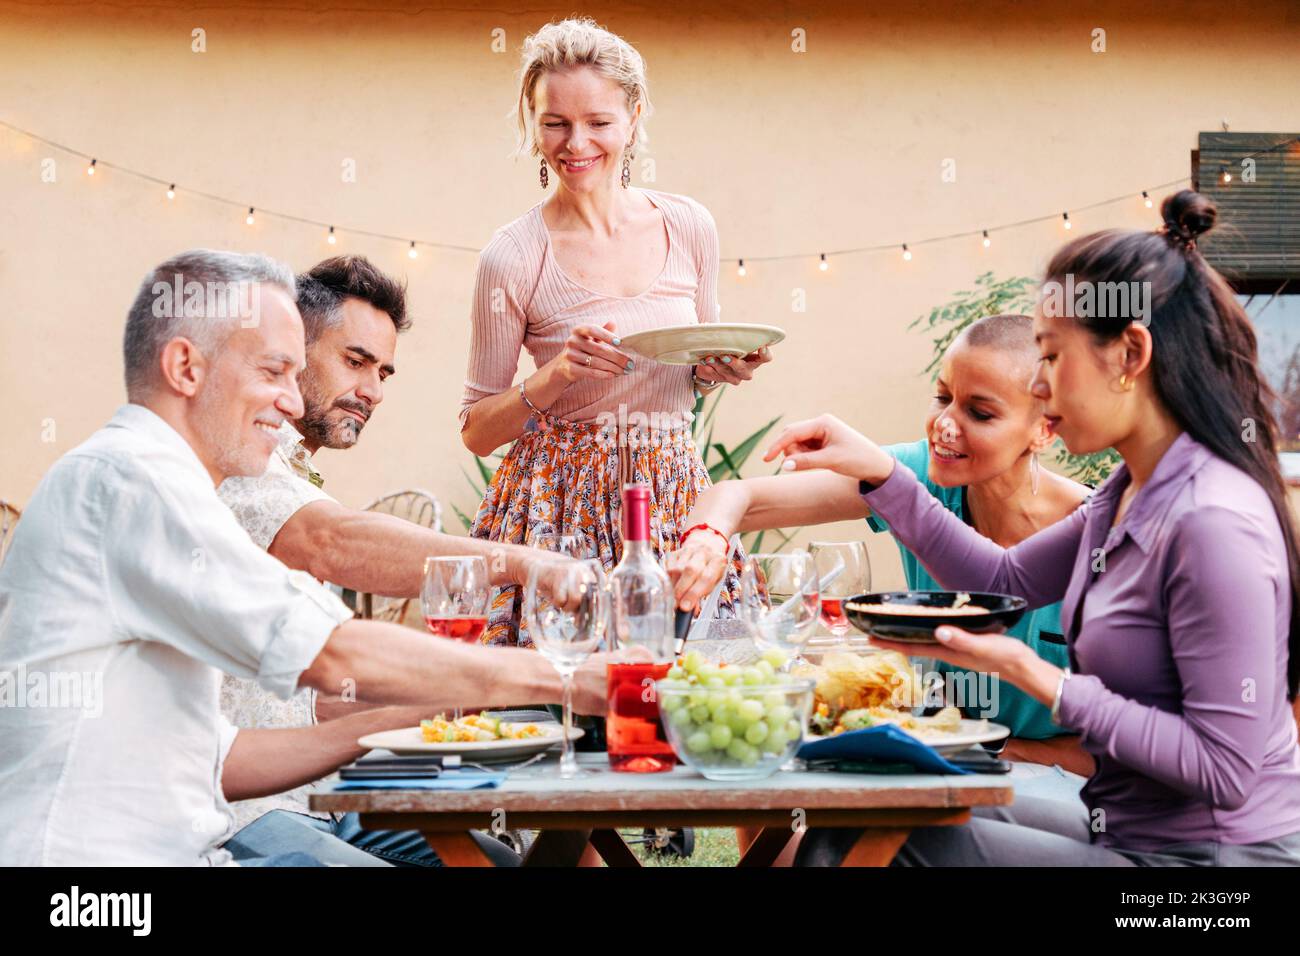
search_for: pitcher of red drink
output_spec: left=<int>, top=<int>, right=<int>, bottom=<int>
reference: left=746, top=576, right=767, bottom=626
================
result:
left=606, top=483, right=677, bottom=772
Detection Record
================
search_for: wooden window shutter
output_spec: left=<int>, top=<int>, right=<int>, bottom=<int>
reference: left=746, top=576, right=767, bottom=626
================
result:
left=1192, top=132, right=1300, bottom=291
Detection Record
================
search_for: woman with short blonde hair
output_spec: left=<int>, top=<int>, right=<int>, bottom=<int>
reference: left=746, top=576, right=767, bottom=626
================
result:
left=460, top=17, right=772, bottom=646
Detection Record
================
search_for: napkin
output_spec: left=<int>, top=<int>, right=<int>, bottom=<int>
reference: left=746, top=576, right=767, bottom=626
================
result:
left=797, top=725, right=970, bottom=774
left=330, top=769, right=507, bottom=791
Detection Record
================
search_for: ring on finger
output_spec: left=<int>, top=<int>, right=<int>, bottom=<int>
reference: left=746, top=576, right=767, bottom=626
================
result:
left=585, top=354, right=592, bottom=366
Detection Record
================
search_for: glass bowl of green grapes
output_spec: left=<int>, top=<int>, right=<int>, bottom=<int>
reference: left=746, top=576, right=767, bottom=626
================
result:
left=657, top=648, right=815, bottom=781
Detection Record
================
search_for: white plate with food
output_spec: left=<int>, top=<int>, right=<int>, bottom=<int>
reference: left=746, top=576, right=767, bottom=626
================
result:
left=795, top=649, right=1010, bottom=754
left=619, top=322, right=785, bottom=366
left=907, top=718, right=1009, bottom=756
left=805, top=719, right=1010, bottom=756
left=358, top=714, right=583, bottom=763
left=806, top=723, right=1008, bottom=759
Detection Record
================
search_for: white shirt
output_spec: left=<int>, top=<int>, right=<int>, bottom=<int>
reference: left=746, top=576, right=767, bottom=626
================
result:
left=0, top=404, right=352, bottom=866
left=217, top=422, right=335, bottom=828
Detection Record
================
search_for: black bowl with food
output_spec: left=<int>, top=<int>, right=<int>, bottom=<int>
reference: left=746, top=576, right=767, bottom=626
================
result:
left=843, top=590, right=1028, bottom=644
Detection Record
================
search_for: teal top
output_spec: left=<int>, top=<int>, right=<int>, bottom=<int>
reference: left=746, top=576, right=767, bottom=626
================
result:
left=865, top=439, right=1071, bottom=739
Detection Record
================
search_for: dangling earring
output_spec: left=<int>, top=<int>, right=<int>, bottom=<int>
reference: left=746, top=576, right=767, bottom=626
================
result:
left=621, top=145, right=632, bottom=189
left=539, top=157, right=549, bottom=189
left=1030, top=452, right=1041, bottom=496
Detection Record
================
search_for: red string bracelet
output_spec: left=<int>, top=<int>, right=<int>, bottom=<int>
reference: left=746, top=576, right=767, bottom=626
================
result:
left=680, top=522, right=729, bottom=551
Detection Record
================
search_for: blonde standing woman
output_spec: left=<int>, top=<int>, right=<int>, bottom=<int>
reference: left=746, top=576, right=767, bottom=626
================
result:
left=460, top=18, right=772, bottom=647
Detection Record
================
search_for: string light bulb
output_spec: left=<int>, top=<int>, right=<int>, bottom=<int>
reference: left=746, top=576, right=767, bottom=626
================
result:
left=737, top=259, right=746, bottom=277
left=408, top=241, right=418, bottom=259
left=327, top=226, right=336, bottom=245
left=17, top=119, right=1288, bottom=279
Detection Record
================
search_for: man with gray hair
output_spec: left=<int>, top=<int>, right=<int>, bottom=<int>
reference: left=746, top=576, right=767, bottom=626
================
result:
left=0, top=249, right=608, bottom=866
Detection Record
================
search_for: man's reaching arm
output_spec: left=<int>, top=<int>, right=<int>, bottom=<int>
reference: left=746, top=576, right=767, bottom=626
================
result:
left=298, top=618, right=610, bottom=716
left=220, top=704, right=429, bottom=801
left=232, top=621, right=622, bottom=801
left=268, top=499, right=546, bottom=595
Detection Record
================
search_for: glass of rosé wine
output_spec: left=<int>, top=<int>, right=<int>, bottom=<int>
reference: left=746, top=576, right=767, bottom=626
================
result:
left=421, top=555, right=491, bottom=720
left=808, top=541, right=871, bottom=644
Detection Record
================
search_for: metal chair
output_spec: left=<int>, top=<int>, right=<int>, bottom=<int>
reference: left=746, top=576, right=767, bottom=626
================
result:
left=0, top=501, right=20, bottom=569
left=353, top=489, right=443, bottom=623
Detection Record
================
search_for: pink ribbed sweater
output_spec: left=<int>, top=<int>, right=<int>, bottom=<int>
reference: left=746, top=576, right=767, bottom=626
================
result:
left=459, top=188, right=721, bottom=428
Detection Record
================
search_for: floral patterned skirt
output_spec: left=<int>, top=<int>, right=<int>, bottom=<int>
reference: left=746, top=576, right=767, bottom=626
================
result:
left=468, top=417, right=743, bottom=647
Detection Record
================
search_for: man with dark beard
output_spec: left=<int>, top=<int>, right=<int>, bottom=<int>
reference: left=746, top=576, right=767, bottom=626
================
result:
left=216, top=256, right=566, bottom=866
left=292, top=258, right=396, bottom=456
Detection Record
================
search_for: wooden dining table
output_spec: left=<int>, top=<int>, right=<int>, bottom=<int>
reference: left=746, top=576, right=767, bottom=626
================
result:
left=309, top=753, right=1013, bottom=866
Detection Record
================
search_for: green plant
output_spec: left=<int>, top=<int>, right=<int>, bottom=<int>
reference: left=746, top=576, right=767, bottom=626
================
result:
left=451, top=452, right=504, bottom=532
left=910, top=271, right=1038, bottom=379
left=911, top=271, right=1119, bottom=487
left=453, top=390, right=800, bottom=554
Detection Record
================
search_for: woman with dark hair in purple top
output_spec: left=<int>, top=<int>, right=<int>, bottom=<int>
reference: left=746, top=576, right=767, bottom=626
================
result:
left=773, top=190, right=1300, bottom=866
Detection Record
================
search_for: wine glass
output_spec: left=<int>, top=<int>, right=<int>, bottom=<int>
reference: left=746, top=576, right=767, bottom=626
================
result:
left=524, top=559, right=607, bottom=777
left=738, top=551, right=821, bottom=668
left=531, top=529, right=598, bottom=559
left=529, top=530, right=599, bottom=638
left=421, top=555, right=490, bottom=720
left=808, top=541, right=872, bottom=644
left=530, top=524, right=598, bottom=555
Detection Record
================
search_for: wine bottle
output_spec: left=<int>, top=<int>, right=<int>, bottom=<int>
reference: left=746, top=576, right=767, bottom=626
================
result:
left=607, top=482, right=677, bottom=772
left=608, top=482, right=674, bottom=661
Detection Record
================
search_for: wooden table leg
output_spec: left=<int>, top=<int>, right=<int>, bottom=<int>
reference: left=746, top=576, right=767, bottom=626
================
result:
left=421, top=831, right=495, bottom=867
left=840, top=827, right=912, bottom=867
left=589, top=828, right=642, bottom=867
left=522, top=828, right=594, bottom=867
left=736, top=827, right=795, bottom=867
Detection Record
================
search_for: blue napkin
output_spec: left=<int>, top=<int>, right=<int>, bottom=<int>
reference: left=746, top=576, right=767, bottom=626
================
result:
left=331, top=769, right=506, bottom=791
left=797, top=725, right=970, bottom=774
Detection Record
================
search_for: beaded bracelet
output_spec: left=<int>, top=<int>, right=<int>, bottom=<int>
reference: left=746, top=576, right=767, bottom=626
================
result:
left=519, top=380, right=551, bottom=432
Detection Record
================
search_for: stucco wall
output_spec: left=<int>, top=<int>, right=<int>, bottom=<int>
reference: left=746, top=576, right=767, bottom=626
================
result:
left=3, top=0, right=1297, bottom=586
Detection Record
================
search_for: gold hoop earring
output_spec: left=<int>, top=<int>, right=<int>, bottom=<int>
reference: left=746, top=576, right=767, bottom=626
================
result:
left=1119, top=373, right=1129, bottom=390
left=621, top=145, right=632, bottom=189
left=539, top=158, right=549, bottom=189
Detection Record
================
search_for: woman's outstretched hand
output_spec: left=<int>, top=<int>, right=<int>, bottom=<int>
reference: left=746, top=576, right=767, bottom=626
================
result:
left=762, top=413, right=896, bottom=485
left=870, top=627, right=1062, bottom=710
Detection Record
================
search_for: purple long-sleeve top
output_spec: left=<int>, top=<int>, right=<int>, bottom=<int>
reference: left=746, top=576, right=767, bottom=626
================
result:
left=861, top=431, right=1300, bottom=851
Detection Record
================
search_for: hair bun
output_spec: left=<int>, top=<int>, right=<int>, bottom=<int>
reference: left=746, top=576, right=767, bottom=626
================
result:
left=1160, top=189, right=1217, bottom=245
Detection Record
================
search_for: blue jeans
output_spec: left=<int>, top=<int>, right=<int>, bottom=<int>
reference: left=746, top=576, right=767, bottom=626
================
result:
left=224, top=810, right=520, bottom=867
